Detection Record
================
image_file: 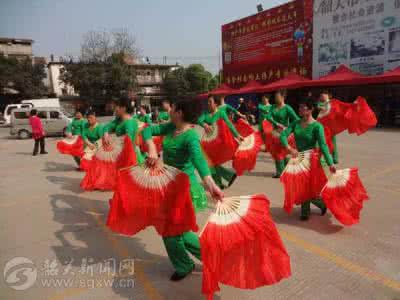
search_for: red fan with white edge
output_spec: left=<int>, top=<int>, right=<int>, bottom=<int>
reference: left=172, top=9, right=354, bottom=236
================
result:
left=140, top=135, right=163, bottom=154
left=232, top=132, right=262, bottom=176
left=318, top=99, right=351, bottom=136
left=80, top=144, right=98, bottom=171
left=200, top=194, right=291, bottom=300
left=280, top=150, right=327, bottom=214
left=234, top=118, right=254, bottom=137
left=267, top=129, right=294, bottom=161
left=201, top=119, right=238, bottom=166
left=80, top=135, right=136, bottom=191
left=107, top=162, right=197, bottom=237
left=321, top=168, right=369, bottom=226
left=56, top=135, right=84, bottom=157
left=345, top=97, right=377, bottom=136
left=323, top=126, right=335, bottom=154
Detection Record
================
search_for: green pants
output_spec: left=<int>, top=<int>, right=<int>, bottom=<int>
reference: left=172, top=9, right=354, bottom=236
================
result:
left=73, top=156, right=81, bottom=167
left=274, top=158, right=289, bottom=177
left=162, top=231, right=201, bottom=276
left=301, top=199, right=326, bottom=217
left=210, top=165, right=235, bottom=188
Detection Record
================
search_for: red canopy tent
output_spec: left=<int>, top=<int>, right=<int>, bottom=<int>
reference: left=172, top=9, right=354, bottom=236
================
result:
left=208, top=83, right=237, bottom=95
left=361, top=66, right=400, bottom=85
left=307, top=65, right=366, bottom=87
left=256, top=73, right=311, bottom=93
left=233, top=80, right=264, bottom=94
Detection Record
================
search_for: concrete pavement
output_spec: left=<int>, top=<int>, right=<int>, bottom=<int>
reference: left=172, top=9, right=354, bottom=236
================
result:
left=0, top=128, right=399, bottom=300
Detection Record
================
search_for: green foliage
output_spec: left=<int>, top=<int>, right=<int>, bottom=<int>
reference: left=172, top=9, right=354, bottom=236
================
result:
left=0, top=55, right=47, bottom=98
left=163, top=64, right=217, bottom=101
left=60, top=53, right=137, bottom=102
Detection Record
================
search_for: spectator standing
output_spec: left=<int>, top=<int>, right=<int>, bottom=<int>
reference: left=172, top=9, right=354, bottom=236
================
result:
left=29, top=109, right=47, bottom=156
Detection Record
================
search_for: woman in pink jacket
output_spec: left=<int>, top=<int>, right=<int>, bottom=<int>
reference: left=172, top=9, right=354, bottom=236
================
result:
left=29, top=109, right=47, bottom=156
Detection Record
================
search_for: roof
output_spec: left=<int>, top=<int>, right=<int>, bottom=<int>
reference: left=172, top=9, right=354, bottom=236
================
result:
left=308, top=65, right=366, bottom=87
left=0, top=37, right=34, bottom=44
left=233, top=80, right=264, bottom=94
left=258, top=73, right=310, bottom=92
left=47, top=61, right=176, bottom=69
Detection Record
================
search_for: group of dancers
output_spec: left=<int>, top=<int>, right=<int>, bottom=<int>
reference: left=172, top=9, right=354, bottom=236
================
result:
left=56, top=89, right=375, bottom=298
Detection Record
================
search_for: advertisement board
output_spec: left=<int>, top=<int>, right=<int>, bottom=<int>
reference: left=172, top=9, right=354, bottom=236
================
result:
left=313, top=0, right=400, bottom=78
left=222, top=0, right=313, bottom=87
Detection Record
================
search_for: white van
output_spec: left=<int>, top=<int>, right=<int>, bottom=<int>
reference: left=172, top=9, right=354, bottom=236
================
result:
left=10, top=107, right=71, bottom=139
left=3, top=98, right=60, bottom=126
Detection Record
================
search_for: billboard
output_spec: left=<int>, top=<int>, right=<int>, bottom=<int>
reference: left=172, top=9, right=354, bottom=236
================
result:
left=222, top=0, right=313, bottom=87
left=313, top=0, right=400, bottom=78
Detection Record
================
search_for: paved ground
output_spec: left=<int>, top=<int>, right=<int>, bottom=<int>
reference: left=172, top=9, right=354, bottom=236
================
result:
left=0, top=127, right=399, bottom=300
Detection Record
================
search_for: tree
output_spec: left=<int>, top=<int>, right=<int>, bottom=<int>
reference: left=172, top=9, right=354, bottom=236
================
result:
left=164, top=64, right=216, bottom=101
left=0, top=55, right=47, bottom=99
left=60, top=29, right=139, bottom=102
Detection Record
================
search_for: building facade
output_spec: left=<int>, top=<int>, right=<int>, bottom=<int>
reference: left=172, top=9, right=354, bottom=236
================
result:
left=47, top=61, right=77, bottom=97
left=0, top=37, right=33, bottom=60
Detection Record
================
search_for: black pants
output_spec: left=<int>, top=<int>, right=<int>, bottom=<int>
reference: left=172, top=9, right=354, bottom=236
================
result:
left=33, top=137, right=46, bottom=155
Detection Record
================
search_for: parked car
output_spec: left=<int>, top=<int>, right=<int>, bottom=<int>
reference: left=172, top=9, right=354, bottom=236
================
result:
left=10, top=107, right=71, bottom=139
left=3, top=98, right=60, bottom=126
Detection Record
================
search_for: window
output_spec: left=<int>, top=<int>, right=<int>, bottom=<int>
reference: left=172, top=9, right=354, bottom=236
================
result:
left=13, top=111, right=29, bottom=119
left=6, top=106, right=17, bottom=115
left=50, top=111, right=60, bottom=119
left=21, top=104, right=31, bottom=109
left=38, top=111, right=47, bottom=119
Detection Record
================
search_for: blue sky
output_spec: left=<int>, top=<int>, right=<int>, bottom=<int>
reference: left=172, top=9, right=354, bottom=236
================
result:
left=0, top=0, right=287, bottom=73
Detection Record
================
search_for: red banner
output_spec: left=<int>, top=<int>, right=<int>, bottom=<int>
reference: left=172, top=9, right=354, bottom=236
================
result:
left=222, top=0, right=313, bottom=88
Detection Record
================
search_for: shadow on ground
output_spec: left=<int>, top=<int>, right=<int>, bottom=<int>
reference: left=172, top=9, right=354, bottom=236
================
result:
left=49, top=192, right=218, bottom=300
left=43, top=161, right=78, bottom=173
left=269, top=206, right=343, bottom=235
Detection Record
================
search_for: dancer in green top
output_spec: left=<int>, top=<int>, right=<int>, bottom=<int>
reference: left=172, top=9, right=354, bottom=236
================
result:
left=65, top=110, right=87, bottom=168
left=217, top=94, right=245, bottom=119
left=266, top=90, right=299, bottom=178
left=157, top=100, right=171, bottom=123
left=258, top=94, right=272, bottom=135
left=102, top=97, right=144, bottom=164
left=317, top=90, right=339, bottom=164
left=138, top=105, right=152, bottom=124
left=143, top=99, right=223, bottom=281
left=280, top=98, right=336, bottom=220
left=198, top=95, right=244, bottom=189
left=81, top=111, right=103, bottom=148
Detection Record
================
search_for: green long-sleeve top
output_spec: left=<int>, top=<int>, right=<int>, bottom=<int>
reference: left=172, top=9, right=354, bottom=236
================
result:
left=218, top=104, right=239, bottom=116
left=266, top=104, right=299, bottom=129
left=66, top=118, right=87, bottom=136
left=142, top=122, right=211, bottom=182
left=197, top=110, right=240, bottom=138
left=138, top=114, right=152, bottom=124
left=102, top=117, right=139, bottom=142
left=258, top=104, right=272, bottom=123
left=280, top=120, right=334, bottom=166
left=157, top=110, right=170, bottom=123
left=81, top=123, right=103, bottom=143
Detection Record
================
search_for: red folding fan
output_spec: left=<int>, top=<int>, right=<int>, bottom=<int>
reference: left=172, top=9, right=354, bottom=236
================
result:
left=200, top=194, right=291, bottom=300
left=140, top=135, right=164, bottom=154
left=79, top=144, right=97, bottom=171
left=232, top=132, right=262, bottom=176
left=280, top=150, right=327, bottom=214
left=345, top=97, right=377, bottom=136
left=317, top=99, right=351, bottom=136
left=56, top=135, right=84, bottom=157
left=321, top=168, right=369, bottom=226
left=266, top=130, right=296, bottom=161
left=262, top=120, right=273, bottom=152
left=80, top=135, right=136, bottom=191
left=107, top=162, right=198, bottom=237
left=200, top=119, right=238, bottom=166
left=234, top=118, right=254, bottom=137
